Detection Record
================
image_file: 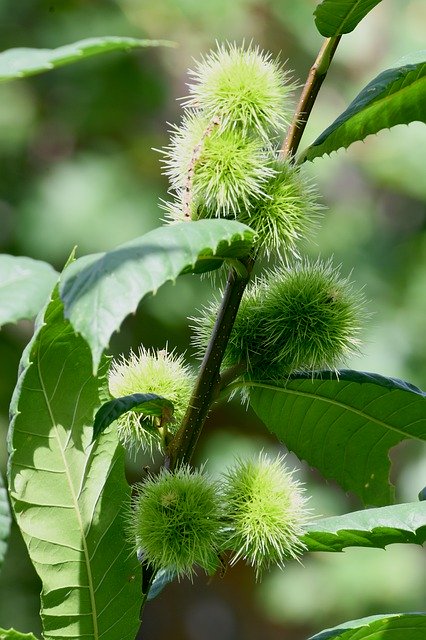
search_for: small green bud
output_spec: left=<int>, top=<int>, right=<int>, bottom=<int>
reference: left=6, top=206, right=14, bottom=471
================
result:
left=183, top=43, right=295, bottom=140
left=108, top=347, right=194, bottom=453
left=129, top=466, right=223, bottom=579
left=221, top=453, right=310, bottom=579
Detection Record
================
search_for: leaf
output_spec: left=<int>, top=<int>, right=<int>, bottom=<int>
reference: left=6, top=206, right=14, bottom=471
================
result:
left=60, top=219, right=255, bottom=372
left=314, top=1, right=383, bottom=37
left=147, top=568, right=175, bottom=601
left=0, top=255, right=58, bottom=328
left=93, top=393, right=174, bottom=441
left=7, top=287, right=141, bottom=640
left=302, top=52, right=426, bottom=162
left=0, top=473, right=11, bottom=572
left=303, top=502, right=426, bottom=552
left=0, top=37, right=175, bottom=83
left=0, top=630, right=40, bottom=640
left=308, top=612, right=426, bottom=640
left=247, top=370, right=426, bottom=506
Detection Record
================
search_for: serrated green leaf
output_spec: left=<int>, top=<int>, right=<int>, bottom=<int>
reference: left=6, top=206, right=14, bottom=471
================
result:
left=302, top=52, right=426, bottom=162
left=0, top=629, right=39, bottom=640
left=309, top=612, right=426, bottom=640
left=314, top=1, right=383, bottom=37
left=60, top=219, right=255, bottom=372
left=0, top=255, right=58, bottom=328
left=247, top=370, right=426, bottom=506
left=0, top=473, right=11, bottom=572
left=7, top=287, right=141, bottom=640
left=0, top=37, right=175, bottom=83
left=93, top=392, right=174, bottom=441
left=303, top=502, right=426, bottom=552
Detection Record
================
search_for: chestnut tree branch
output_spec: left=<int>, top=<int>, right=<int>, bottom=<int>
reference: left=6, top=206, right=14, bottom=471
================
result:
left=282, top=36, right=341, bottom=160
left=138, top=35, right=343, bottom=619
left=167, top=256, right=254, bottom=468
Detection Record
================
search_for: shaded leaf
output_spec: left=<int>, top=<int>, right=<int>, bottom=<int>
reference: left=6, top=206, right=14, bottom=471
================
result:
left=60, top=219, right=255, bottom=371
left=303, top=502, right=426, bottom=552
left=0, top=37, right=175, bottom=83
left=7, top=287, right=141, bottom=640
left=247, top=370, right=426, bottom=506
left=0, top=255, right=58, bottom=328
left=314, top=1, right=383, bottom=37
left=93, top=392, right=174, bottom=441
left=302, top=52, right=426, bottom=162
left=309, top=612, right=426, bottom=640
left=0, top=630, right=39, bottom=640
left=0, top=473, right=11, bottom=572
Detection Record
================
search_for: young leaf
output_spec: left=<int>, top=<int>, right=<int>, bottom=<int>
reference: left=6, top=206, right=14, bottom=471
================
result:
left=8, top=288, right=141, bottom=640
left=302, top=52, right=426, bottom=162
left=314, top=1, right=383, bottom=37
left=303, top=501, right=426, bottom=552
left=60, top=219, right=255, bottom=372
left=247, top=370, right=426, bottom=506
left=93, top=393, right=174, bottom=441
left=0, top=37, right=175, bottom=83
left=0, top=255, right=58, bottom=328
left=0, top=473, right=11, bottom=572
left=0, top=630, right=39, bottom=640
left=309, top=612, right=426, bottom=640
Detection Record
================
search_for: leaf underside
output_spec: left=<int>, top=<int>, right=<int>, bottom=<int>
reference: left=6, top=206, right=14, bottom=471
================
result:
left=248, top=370, right=426, bottom=506
left=302, top=53, right=426, bottom=162
left=147, top=568, right=176, bottom=601
left=60, top=219, right=255, bottom=371
left=0, top=255, right=58, bottom=328
left=93, top=392, right=174, bottom=441
left=303, top=501, right=426, bottom=552
left=309, top=612, right=426, bottom=640
left=0, top=473, right=11, bottom=572
left=0, top=36, right=174, bottom=83
left=7, top=288, right=140, bottom=640
left=314, top=0, right=383, bottom=37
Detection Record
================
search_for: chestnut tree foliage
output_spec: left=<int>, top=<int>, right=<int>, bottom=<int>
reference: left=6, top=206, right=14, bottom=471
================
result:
left=0, top=4, right=425, bottom=640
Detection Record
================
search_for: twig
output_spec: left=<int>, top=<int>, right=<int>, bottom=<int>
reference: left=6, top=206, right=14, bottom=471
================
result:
left=282, top=36, right=341, bottom=160
left=167, top=257, right=254, bottom=468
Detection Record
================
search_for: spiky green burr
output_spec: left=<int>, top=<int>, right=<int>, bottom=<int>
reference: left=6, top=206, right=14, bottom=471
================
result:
left=129, top=466, right=223, bottom=578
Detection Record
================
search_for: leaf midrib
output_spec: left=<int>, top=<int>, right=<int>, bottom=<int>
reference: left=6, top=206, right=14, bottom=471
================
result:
left=335, top=0, right=371, bottom=34
left=354, top=67, right=425, bottom=115
left=37, top=341, right=99, bottom=639
left=245, top=381, right=424, bottom=441
left=307, top=65, right=426, bottom=158
left=316, top=0, right=379, bottom=34
left=322, top=71, right=425, bottom=146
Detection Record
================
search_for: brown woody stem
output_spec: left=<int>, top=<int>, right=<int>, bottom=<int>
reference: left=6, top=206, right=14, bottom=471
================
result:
left=282, top=36, right=341, bottom=160
left=167, top=257, right=254, bottom=468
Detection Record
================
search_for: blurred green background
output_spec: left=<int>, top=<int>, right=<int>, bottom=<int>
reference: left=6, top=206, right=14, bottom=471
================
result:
left=0, top=0, right=425, bottom=638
